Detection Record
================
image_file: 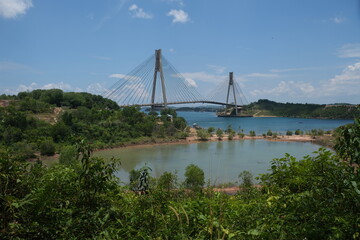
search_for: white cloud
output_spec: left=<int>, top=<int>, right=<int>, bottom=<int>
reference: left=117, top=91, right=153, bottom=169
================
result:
left=270, top=66, right=325, bottom=73
left=170, top=73, right=198, bottom=87
left=320, top=62, right=360, bottom=96
left=109, top=73, right=141, bottom=81
left=184, top=77, right=197, bottom=87
left=0, top=0, right=33, bottom=19
left=331, top=16, right=346, bottom=24
left=207, top=64, right=226, bottom=74
left=87, top=83, right=108, bottom=94
left=251, top=62, right=360, bottom=102
left=246, top=73, right=279, bottom=78
left=42, top=82, right=73, bottom=91
left=1, top=82, right=80, bottom=95
left=337, top=43, right=360, bottom=58
left=167, top=9, right=189, bottom=23
left=180, top=72, right=226, bottom=84
left=250, top=81, right=315, bottom=97
left=129, top=4, right=153, bottom=19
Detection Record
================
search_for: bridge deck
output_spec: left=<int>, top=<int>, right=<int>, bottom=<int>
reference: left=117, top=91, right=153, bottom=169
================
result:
left=118, top=101, right=243, bottom=108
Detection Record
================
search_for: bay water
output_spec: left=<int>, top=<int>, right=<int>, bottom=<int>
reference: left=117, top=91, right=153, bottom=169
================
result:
left=94, top=112, right=352, bottom=184
left=177, top=111, right=353, bottom=134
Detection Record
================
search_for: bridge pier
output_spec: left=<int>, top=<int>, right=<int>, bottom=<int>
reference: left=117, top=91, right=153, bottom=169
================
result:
left=226, top=72, right=238, bottom=115
left=151, top=49, right=167, bottom=110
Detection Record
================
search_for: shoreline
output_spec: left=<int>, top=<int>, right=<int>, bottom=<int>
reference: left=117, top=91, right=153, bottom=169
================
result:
left=95, top=132, right=318, bottom=152
left=40, top=131, right=326, bottom=162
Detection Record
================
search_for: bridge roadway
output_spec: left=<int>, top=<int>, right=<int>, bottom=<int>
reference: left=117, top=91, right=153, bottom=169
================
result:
left=118, top=100, right=243, bottom=108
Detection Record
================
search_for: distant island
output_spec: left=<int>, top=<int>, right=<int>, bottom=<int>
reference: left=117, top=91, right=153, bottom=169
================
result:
left=174, top=99, right=360, bottom=120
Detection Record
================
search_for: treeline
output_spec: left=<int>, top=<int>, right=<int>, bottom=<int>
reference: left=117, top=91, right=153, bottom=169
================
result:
left=5, top=89, right=120, bottom=113
left=1, top=120, right=359, bottom=239
left=0, top=89, right=188, bottom=159
left=247, top=99, right=360, bottom=119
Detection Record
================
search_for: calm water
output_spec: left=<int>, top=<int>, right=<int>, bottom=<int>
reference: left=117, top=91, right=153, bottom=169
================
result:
left=95, top=140, right=321, bottom=184
left=94, top=112, right=351, bottom=184
left=177, top=111, right=353, bottom=134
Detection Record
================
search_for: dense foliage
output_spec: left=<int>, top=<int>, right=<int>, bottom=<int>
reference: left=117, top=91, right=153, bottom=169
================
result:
left=1, top=117, right=360, bottom=238
left=247, top=99, right=360, bottom=119
left=0, top=89, right=187, bottom=159
left=1, top=90, right=360, bottom=239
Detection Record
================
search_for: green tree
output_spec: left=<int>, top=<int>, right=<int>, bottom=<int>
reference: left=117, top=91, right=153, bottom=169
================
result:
left=173, top=117, right=187, bottom=130
left=197, top=129, right=210, bottom=141
left=238, top=129, right=245, bottom=138
left=228, top=129, right=236, bottom=140
left=160, top=108, right=177, bottom=118
left=157, top=171, right=178, bottom=192
left=59, top=145, right=77, bottom=166
left=238, top=170, right=253, bottom=188
left=207, top=127, right=215, bottom=134
left=51, top=122, right=71, bottom=142
left=39, top=138, right=56, bottom=156
left=216, top=128, right=223, bottom=140
left=295, top=129, right=303, bottom=135
left=335, top=118, right=360, bottom=165
left=184, top=164, right=205, bottom=192
left=129, top=169, right=141, bottom=190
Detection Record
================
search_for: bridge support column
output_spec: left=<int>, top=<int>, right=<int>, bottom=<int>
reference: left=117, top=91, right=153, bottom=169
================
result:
left=151, top=49, right=168, bottom=109
left=226, top=72, right=238, bottom=115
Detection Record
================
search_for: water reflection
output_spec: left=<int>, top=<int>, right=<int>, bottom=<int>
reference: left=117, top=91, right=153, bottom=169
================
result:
left=94, top=140, right=320, bottom=184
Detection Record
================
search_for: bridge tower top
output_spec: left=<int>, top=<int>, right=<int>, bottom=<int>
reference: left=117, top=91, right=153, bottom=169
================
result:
left=151, top=49, right=167, bottom=109
left=226, top=72, right=238, bottom=114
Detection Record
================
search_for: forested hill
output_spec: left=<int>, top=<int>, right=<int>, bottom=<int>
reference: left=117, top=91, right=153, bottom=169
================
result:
left=247, top=99, right=360, bottom=119
left=1, top=89, right=120, bottom=111
left=0, top=89, right=188, bottom=160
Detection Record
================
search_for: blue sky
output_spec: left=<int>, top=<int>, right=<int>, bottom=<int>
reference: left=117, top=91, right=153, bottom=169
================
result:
left=1, top=0, right=360, bottom=104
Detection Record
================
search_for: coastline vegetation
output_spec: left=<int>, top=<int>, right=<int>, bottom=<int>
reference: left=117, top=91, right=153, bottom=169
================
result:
left=1, top=120, right=359, bottom=239
left=244, top=99, right=360, bottom=119
left=0, top=89, right=188, bottom=160
left=1, top=89, right=360, bottom=239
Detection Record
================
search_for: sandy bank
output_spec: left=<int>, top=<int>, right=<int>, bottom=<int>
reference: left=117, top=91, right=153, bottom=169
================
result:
left=98, top=132, right=317, bottom=152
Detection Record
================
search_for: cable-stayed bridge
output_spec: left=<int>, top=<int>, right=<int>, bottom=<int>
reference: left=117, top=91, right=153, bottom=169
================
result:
left=104, top=49, right=248, bottom=111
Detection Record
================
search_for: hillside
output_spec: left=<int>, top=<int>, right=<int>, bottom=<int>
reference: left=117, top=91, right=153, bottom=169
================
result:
left=0, top=89, right=188, bottom=160
left=243, top=99, right=360, bottom=119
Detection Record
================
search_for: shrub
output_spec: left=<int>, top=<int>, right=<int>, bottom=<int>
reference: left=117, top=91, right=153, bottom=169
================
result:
left=157, top=171, right=178, bottom=192
left=266, top=130, right=273, bottom=136
left=249, top=130, right=256, bottom=137
left=129, top=169, right=141, bottom=190
left=286, top=130, right=293, bottom=136
left=216, top=128, right=223, bottom=140
left=207, top=127, right=215, bottom=134
left=228, top=130, right=235, bottom=140
left=197, top=129, right=210, bottom=141
left=184, top=164, right=205, bottom=192
left=295, top=129, right=303, bottom=135
left=59, top=145, right=77, bottom=166
left=238, top=129, right=245, bottom=138
left=175, top=131, right=189, bottom=139
left=10, top=142, right=36, bottom=160
left=39, top=139, right=56, bottom=156
left=238, top=170, right=253, bottom=188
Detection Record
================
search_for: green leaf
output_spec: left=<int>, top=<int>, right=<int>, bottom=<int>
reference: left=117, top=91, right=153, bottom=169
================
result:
left=247, top=229, right=261, bottom=236
left=351, top=181, right=360, bottom=195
